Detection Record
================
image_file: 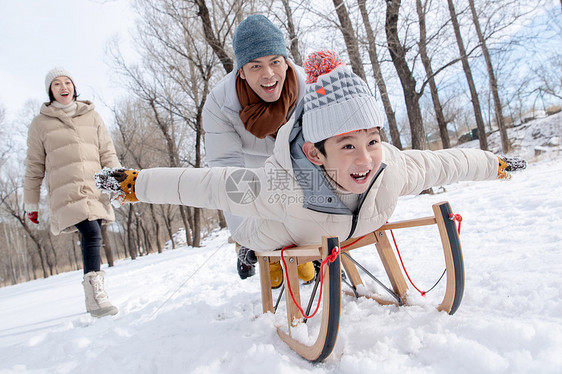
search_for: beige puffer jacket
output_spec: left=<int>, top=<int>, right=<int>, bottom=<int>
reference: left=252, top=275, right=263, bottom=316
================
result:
left=134, top=120, right=499, bottom=250
left=24, top=100, right=121, bottom=235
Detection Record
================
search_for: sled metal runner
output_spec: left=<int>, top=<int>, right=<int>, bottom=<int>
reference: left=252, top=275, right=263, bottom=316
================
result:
left=254, top=201, right=465, bottom=362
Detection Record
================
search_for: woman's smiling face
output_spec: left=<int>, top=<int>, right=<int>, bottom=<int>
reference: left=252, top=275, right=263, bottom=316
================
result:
left=50, top=76, right=74, bottom=105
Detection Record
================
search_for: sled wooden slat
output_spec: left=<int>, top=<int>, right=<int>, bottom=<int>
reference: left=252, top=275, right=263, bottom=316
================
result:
left=255, top=201, right=465, bottom=362
left=277, top=236, right=341, bottom=362
left=284, top=255, right=303, bottom=326
left=257, top=255, right=274, bottom=314
left=373, top=230, right=409, bottom=302
left=378, top=216, right=437, bottom=230
left=341, top=254, right=364, bottom=288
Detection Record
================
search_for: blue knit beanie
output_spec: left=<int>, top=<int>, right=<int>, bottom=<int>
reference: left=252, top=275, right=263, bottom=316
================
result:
left=233, top=15, right=288, bottom=71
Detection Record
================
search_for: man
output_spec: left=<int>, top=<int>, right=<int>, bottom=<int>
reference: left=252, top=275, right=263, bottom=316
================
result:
left=202, top=14, right=310, bottom=283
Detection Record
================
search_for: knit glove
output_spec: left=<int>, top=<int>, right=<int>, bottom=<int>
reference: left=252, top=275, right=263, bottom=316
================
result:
left=95, top=167, right=139, bottom=205
left=26, top=211, right=39, bottom=224
left=497, top=156, right=527, bottom=180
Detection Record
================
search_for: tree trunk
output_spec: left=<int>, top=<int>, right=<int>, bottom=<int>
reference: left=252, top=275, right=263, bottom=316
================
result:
left=101, top=225, right=115, bottom=267
left=416, top=0, right=450, bottom=149
left=179, top=206, right=193, bottom=247
left=447, top=0, right=489, bottom=151
left=73, top=232, right=81, bottom=270
left=385, top=0, right=426, bottom=149
left=218, top=210, right=227, bottom=229
left=192, top=208, right=201, bottom=247
left=127, top=205, right=137, bottom=259
left=281, top=0, right=302, bottom=66
left=194, top=0, right=234, bottom=74
left=161, top=205, right=175, bottom=249
left=150, top=204, right=163, bottom=253
left=469, top=0, right=511, bottom=153
left=332, top=0, right=367, bottom=80
left=357, top=0, right=402, bottom=149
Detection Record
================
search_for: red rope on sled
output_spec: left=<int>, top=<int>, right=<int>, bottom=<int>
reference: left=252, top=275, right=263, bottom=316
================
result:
left=280, top=244, right=340, bottom=319
left=450, top=213, right=463, bottom=234
left=390, top=229, right=427, bottom=296
left=391, top=212, right=463, bottom=297
left=280, top=211, right=464, bottom=315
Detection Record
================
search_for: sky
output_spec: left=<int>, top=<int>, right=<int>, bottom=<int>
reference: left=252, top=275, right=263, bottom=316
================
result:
left=0, top=0, right=136, bottom=124
left=0, top=113, right=561, bottom=373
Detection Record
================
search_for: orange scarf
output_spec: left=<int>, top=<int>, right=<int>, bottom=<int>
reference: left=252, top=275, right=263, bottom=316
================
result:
left=236, top=62, right=299, bottom=139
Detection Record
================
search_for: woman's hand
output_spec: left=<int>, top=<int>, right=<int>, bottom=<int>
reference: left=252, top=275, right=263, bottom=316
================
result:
left=26, top=211, right=39, bottom=224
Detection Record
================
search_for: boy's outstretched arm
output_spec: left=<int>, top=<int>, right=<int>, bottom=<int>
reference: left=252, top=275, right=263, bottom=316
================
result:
left=95, top=166, right=287, bottom=220
left=394, top=146, right=527, bottom=196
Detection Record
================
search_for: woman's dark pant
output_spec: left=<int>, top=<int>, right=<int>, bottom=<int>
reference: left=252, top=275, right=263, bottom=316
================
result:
left=75, top=219, right=102, bottom=274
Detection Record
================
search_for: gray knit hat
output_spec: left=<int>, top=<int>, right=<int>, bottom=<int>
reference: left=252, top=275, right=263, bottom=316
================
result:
left=302, top=51, right=384, bottom=143
left=233, top=15, right=288, bottom=71
left=45, top=67, right=74, bottom=95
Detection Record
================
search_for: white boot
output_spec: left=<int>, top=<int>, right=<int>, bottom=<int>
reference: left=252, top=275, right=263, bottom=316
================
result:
left=82, top=271, right=118, bottom=317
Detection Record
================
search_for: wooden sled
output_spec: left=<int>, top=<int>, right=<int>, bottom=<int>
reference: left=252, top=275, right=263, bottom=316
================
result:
left=254, top=201, right=464, bottom=362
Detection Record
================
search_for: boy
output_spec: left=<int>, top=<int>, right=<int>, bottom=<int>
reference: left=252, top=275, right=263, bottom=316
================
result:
left=96, top=51, right=525, bottom=254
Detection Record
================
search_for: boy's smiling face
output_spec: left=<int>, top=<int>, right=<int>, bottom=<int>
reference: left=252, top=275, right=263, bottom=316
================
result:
left=303, top=127, right=383, bottom=194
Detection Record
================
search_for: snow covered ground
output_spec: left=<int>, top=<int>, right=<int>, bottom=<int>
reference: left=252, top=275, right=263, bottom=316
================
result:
left=1, top=114, right=561, bottom=373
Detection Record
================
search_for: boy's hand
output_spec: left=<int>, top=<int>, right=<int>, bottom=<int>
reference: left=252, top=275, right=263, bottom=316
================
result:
left=95, top=167, right=139, bottom=205
left=497, top=156, right=527, bottom=180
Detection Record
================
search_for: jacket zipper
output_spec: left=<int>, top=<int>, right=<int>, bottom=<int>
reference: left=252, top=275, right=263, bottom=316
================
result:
left=345, top=164, right=386, bottom=240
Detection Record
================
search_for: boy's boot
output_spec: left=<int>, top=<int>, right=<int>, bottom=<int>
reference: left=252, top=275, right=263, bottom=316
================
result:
left=82, top=271, right=118, bottom=318
left=269, top=262, right=283, bottom=289
left=297, top=261, right=316, bottom=283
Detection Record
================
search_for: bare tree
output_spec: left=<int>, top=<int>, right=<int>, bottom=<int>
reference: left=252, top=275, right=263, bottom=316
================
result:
left=281, top=0, right=303, bottom=65
left=193, top=0, right=242, bottom=74
left=469, top=0, right=510, bottom=153
left=447, top=0, right=488, bottom=150
left=357, top=0, right=402, bottom=149
left=385, top=0, right=427, bottom=149
left=417, top=0, right=451, bottom=149
left=332, top=0, right=367, bottom=80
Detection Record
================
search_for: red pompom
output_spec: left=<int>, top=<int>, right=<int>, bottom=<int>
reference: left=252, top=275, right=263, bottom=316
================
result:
left=304, top=50, right=346, bottom=84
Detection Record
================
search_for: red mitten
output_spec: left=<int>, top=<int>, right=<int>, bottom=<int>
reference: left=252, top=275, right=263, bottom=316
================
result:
left=27, top=211, right=39, bottom=224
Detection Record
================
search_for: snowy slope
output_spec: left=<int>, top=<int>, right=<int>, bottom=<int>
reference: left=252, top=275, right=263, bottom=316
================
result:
left=1, top=114, right=561, bottom=373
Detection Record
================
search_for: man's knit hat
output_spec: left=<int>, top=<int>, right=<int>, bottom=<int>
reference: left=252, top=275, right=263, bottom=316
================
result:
left=45, top=67, right=74, bottom=95
left=302, top=51, right=384, bottom=143
left=233, top=15, right=288, bottom=71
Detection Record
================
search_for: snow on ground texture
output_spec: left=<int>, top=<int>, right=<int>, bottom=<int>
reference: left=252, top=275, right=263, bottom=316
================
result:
left=1, top=115, right=561, bottom=373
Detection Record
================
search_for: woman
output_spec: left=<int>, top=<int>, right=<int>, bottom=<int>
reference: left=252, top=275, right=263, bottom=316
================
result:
left=24, top=67, right=121, bottom=317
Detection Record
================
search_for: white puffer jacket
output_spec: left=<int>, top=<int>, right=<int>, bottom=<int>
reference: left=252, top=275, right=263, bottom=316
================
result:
left=135, top=120, right=499, bottom=250
left=24, top=101, right=121, bottom=235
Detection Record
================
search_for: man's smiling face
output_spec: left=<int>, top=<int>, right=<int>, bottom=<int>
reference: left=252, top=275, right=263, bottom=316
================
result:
left=239, top=55, right=288, bottom=103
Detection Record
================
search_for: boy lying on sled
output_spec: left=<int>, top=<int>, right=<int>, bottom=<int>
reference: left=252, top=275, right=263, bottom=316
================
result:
left=96, top=51, right=525, bottom=282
